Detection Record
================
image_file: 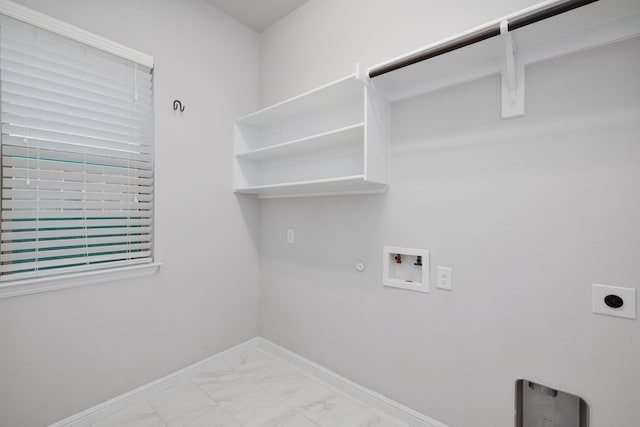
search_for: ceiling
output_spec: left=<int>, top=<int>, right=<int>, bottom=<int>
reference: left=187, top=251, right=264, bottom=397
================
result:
left=207, top=0, right=311, bottom=32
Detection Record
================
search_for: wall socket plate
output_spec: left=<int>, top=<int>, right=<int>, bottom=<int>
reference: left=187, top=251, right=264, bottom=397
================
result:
left=592, top=284, right=636, bottom=320
left=437, top=266, right=452, bottom=290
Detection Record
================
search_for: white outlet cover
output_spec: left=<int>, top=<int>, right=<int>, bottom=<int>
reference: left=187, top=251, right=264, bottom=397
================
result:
left=437, top=266, right=452, bottom=290
left=592, top=284, right=636, bottom=320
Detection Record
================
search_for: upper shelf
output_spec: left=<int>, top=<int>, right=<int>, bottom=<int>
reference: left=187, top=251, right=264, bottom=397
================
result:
left=368, top=0, right=640, bottom=106
left=236, top=74, right=363, bottom=127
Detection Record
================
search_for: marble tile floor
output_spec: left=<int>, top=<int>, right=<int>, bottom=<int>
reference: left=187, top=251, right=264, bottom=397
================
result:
left=90, top=348, right=409, bottom=427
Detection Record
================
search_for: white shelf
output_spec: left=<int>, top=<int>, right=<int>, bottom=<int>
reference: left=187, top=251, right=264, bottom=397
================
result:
left=234, top=175, right=387, bottom=199
left=234, top=69, right=390, bottom=198
left=236, top=75, right=364, bottom=127
left=236, top=123, right=364, bottom=161
left=369, top=0, right=640, bottom=115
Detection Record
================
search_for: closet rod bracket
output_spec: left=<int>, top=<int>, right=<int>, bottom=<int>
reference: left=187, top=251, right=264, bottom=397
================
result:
left=500, top=20, right=525, bottom=118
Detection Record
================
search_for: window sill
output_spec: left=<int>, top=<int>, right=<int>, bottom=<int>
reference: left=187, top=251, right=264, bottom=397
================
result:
left=0, top=262, right=162, bottom=300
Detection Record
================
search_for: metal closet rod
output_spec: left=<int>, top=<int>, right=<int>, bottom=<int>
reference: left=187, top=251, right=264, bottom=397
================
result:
left=368, top=0, right=600, bottom=79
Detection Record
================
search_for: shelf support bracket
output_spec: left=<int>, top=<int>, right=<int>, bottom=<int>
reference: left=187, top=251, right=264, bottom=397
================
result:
left=500, top=21, right=525, bottom=118
left=355, top=62, right=368, bottom=85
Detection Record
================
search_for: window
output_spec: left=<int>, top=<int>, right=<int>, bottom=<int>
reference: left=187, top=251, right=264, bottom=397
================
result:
left=0, top=8, right=155, bottom=288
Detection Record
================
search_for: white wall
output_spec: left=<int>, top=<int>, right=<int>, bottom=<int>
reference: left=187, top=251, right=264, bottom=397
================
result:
left=260, top=0, right=542, bottom=105
left=0, top=1, right=261, bottom=426
left=259, top=1, right=640, bottom=426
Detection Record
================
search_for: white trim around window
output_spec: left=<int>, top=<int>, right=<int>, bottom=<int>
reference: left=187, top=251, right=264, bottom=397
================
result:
left=0, top=0, right=158, bottom=297
left=0, top=262, right=161, bottom=299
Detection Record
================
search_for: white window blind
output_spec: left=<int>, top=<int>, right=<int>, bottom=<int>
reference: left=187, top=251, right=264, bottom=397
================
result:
left=0, top=14, right=154, bottom=282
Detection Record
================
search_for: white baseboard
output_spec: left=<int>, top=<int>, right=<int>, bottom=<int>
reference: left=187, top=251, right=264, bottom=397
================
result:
left=256, top=337, right=448, bottom=427
left=50, top=336, right=447, bottom=427
left=50, top=338, right=261, bottom=426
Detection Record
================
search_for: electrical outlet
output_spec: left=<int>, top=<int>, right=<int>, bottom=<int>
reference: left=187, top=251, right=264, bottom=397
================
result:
left=437, top=266, right=452, bottom=290
left=287, top=229, right=295, bottom=244
left=593, top=284, right=636, bottom=319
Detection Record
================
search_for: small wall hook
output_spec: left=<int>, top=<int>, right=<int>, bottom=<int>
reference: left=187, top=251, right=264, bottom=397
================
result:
left=173, top=100, right=185, bottom=112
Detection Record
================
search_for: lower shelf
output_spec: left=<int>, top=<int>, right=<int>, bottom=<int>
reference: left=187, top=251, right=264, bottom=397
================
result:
left=234, top=175, right=388, bottom=199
